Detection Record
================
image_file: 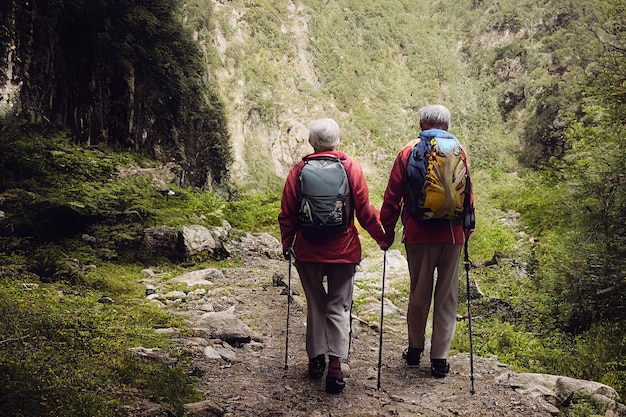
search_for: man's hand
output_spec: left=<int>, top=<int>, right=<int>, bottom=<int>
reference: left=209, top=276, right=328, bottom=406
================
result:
left=283, top=248, right=294, bottom=260
left=380, top=230, right=394, bottom=250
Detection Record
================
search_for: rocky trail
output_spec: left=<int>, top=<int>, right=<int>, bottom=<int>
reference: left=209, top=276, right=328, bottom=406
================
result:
left=135, top=233, right=623, bottom=417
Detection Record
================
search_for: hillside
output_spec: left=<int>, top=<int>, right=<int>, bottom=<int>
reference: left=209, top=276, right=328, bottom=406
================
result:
left=1, top=0, right=625, bottom=415
left=203, top=0, right=515, bottom=191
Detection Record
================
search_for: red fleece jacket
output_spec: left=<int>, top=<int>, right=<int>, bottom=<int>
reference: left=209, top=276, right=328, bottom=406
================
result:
left=278, top=150, right=386, bottom=263
left=380, top=140, right=474, bottom=246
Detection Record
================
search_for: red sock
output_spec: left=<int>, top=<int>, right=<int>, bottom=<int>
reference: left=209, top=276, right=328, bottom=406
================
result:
left=328, top=356, right=343, bottom=379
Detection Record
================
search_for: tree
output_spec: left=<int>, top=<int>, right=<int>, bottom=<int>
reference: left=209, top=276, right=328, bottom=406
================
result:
left=1, top=0, right=231, bottom=188
left=539, top=0, right=626, bottom=332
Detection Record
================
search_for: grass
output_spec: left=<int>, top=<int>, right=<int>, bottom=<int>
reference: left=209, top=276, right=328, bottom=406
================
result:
left=0, top=266, right=199, bottom=416
left=1, top=0, right=624, bottom=414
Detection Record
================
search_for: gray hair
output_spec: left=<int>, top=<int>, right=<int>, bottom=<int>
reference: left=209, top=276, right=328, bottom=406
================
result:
left=419, top=104, right=451, bottom=130
left=308, top=118, right=341, bottom=151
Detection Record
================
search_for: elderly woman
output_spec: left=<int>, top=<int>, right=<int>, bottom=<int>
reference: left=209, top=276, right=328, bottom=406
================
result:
left=278, top=117, right=387, bottom=394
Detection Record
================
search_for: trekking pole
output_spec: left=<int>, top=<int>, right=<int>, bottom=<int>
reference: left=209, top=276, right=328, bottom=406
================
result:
left=464, top=240, right=476, bottom=394
left=284, top=250, right=293, bottom=370
left=377, top=250, right=387, bottom=390
left=348, top=298, right=354, bottom=359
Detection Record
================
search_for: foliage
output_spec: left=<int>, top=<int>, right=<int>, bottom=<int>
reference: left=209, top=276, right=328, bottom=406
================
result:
left=0, top=126, right=231, bottom=245
left=557, top=393, right=609, bottom=417
left=1, top=0, right=231, bottom=188
left=0, top=272, right=198, bottom=416
left=550, top=116, right=625, bottom=329
left=521, top=0, right=626, bottom=348
left=225, top=191, right=282, bottom=236
left=447, top=0, right=588, bottom=167
left=433, top=0, right=626, bottom=401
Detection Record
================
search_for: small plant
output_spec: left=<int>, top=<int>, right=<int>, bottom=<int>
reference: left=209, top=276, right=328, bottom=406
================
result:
left=225, top=191, right=282, bottom=236
left=0, top=271, right=197, bottom=416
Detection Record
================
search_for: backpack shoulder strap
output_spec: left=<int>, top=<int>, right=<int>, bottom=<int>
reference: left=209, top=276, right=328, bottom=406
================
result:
left=410, top=136, right=430, bottom=162
left=419, top=128, right=456, bottom=140
left=303, top=152, right=344, bottom=162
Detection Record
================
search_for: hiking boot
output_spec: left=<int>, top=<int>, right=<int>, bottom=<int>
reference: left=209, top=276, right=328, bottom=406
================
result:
left=402, top=347, right=423, bottom=367
left=325, top=365, right=345, bottom=394
left=431, top=358, right=450, bottom=378
left=308, top=354, right=326, bottom=379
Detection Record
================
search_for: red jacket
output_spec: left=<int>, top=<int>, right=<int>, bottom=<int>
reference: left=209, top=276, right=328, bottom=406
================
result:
left=380, top=139, right=474, bottom=246
left=279, top=151, right=386, bottom=263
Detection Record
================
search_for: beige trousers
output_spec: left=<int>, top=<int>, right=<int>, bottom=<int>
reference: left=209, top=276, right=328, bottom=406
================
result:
left=405, top=242, right=462, bottom=359
left=294, top=261, right=355, bottom=360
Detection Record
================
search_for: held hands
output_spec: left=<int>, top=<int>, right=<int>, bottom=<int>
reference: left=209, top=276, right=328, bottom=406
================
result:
left=379, top=230, right=395, bottom=251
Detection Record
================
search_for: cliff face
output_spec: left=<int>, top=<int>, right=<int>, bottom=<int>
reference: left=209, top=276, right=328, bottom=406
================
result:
left=208, top=1, right=324, bottom=186
left=0, top=0, right=230, bottom=189
left=203, top=0, right=516, bottom=192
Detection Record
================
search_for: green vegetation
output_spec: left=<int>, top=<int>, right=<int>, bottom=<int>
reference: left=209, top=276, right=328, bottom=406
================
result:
left=452, top=0, right=626, bottom=398
left=1, top=0, right=625, bottom=414
left=0, top=265, right=198, bottom=416
left=0, top=127, right=277, bottom=415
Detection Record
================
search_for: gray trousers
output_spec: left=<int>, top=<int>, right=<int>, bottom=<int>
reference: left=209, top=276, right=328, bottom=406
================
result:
left=405, top=242, right=462, bottom=359
left=294, top=261, right=355, bottom=360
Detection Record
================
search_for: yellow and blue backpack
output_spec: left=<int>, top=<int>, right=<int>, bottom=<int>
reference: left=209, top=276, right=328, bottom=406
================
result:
left=406, top=129, right=471, bottom=221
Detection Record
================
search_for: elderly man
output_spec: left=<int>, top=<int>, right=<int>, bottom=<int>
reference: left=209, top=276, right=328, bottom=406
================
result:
left=380, top=105, right=475, bottom=378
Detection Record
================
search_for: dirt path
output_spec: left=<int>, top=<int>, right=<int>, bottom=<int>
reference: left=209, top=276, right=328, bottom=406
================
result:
left=176, top=254, right=552, bottom=417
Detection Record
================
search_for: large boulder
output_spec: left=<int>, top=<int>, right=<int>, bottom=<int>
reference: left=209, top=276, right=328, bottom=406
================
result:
left=137, top=226, right=181, bottom=262
left=497, top=371, right=626, bottom=415
left=179, top=225, right=218, bottom=258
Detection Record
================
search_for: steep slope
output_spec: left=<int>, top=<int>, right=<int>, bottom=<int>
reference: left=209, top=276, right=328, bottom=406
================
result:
left=202, top=0, right=514, bottom=193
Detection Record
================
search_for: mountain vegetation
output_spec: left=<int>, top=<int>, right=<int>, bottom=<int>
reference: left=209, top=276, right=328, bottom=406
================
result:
left=0, top=0, right=624, bottom=415
left=0, top=0, right=231, bottom=188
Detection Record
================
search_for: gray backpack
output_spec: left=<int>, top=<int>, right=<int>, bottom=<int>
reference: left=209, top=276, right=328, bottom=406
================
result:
left=298, top=155, right=352, bottom=231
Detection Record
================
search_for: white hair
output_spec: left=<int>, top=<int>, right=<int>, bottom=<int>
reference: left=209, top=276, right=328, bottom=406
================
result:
left=308, top=118, right=341, bottom=151
left=419, top=105, right=451, bottom=130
